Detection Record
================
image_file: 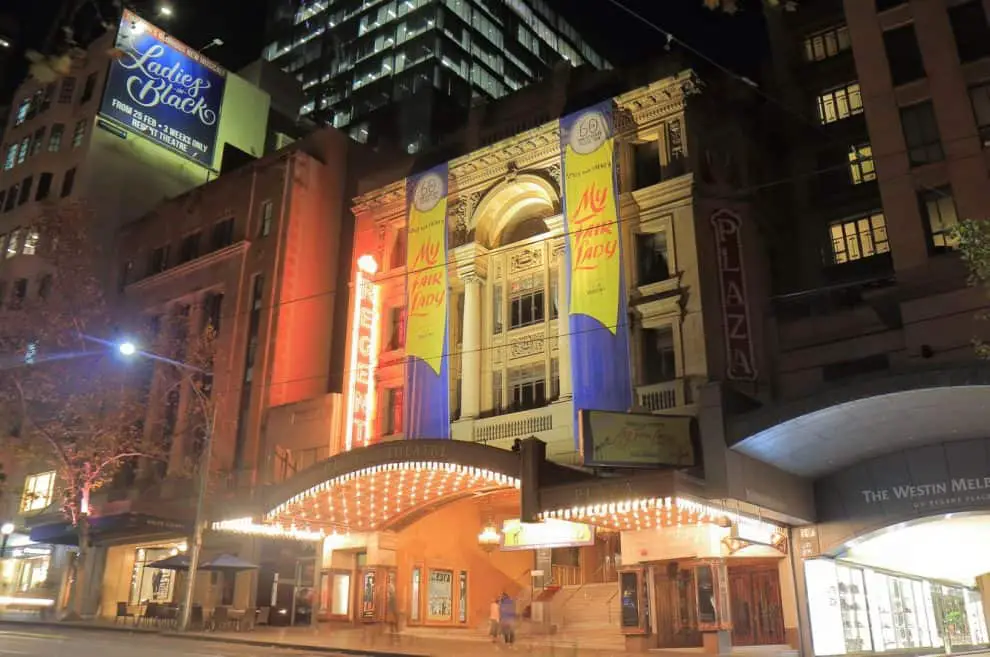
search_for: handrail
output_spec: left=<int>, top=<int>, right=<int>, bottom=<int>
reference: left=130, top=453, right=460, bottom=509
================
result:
left=557, top=562, right=609, bottom=626
left=605, top=588, right=620, bottom=625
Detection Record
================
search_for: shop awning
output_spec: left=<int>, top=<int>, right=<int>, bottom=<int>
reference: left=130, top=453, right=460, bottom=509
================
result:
left=28, top=513, right=191, bottom=546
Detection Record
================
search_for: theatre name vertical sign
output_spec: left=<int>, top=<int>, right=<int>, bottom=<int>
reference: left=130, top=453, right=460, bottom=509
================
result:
left=711, top=209, right=757, bottom=382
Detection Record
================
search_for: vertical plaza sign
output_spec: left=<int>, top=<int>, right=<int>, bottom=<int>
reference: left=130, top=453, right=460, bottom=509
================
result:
left=100, top=10, right=227, bottom=168
left=711, top=209, right=757, bottom=382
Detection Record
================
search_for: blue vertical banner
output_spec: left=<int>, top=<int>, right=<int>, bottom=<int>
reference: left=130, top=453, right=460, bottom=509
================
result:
left=403, top=164, right=451, bottom=439
left=559, top=102, right=634, bottom=447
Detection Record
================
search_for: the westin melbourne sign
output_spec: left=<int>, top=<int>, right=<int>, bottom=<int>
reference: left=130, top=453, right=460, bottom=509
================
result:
left=814, top=437, right=990, bottom=553
left=100, top=10, right=226, bottom=168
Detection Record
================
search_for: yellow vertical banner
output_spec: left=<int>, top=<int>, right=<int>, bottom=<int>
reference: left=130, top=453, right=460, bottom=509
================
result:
left=404, top=165, right=450, bottom=439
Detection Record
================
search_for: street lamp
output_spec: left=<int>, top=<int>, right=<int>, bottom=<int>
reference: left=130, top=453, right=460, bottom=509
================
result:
left=158, top=5, right=173, bottom=17
left=117, top=343, right=214, bottom=633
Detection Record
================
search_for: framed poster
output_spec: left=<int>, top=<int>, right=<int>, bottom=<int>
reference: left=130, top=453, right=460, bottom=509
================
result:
left=427, top=569, right=453, bottom=622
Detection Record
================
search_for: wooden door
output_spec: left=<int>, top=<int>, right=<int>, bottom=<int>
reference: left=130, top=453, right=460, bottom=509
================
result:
left=729, top=567, right=785, bottom=646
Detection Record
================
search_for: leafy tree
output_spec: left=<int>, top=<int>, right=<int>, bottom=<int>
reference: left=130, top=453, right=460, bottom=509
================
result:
left=955, top=219, right=990, bottom=359
left=0, top=202, right=214, bottom=618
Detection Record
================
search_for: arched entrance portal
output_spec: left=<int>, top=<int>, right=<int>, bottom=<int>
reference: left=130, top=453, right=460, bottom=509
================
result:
left=256, top=440, right=526, bottom=629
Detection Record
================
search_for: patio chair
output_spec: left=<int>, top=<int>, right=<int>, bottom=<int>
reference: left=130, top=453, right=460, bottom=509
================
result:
left=190, top=604, right=204, bottom=630
left=140, top=602, right=160, bottom=627
left=114, top=602, right=134, bottom=625
left=255, top=606, right=270, bottom=626
left=210, top=605, right=231, bottom=631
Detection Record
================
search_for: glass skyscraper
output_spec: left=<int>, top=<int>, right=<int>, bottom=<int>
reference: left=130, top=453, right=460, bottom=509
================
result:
left=264, top=0, right=608, bottom=151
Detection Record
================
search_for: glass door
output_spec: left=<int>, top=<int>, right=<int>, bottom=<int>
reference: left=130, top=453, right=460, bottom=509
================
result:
left=836, top=565, right=872, bottom=653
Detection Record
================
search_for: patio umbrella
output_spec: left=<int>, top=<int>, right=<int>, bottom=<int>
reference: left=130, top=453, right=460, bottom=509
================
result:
left=146, top=553, right=192, bottom=570
left=200, top=554, right=259, bottom=572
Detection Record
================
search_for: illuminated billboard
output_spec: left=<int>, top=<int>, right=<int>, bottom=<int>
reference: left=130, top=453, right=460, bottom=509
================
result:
left=100, top=10, right=227, bottom=168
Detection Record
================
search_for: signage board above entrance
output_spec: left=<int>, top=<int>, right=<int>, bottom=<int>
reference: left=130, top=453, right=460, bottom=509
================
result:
left=579, top=409, right=696, bottom=469
left=500, top=518, right=594, bottom=551
left=100, top=10, right=227, bottom=168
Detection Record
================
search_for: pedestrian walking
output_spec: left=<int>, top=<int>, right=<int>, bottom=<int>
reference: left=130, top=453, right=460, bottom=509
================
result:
left=498, top=593, right=516, bottom=646
left=489, top=596, right=501, bottom=642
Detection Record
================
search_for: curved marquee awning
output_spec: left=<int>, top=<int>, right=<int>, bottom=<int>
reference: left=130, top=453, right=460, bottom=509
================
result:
left=728, top=364, right=990, bottom=479
left=260, top=440, right=522, bottom=534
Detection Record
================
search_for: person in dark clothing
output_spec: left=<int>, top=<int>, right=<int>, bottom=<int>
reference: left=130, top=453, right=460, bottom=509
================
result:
left=498, top=593, right=516, bottom=645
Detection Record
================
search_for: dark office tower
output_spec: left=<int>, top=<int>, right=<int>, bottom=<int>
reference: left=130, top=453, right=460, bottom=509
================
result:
left=263, top=0, right=608, bottom=152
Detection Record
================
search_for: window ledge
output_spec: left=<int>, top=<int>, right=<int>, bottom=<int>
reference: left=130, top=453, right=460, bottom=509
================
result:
left=637, top=277, right=679, bottom=297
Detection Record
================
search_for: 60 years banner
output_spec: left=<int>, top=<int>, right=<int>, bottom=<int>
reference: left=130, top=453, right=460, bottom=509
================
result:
left=403, top=164, right=451, bottom=439
left=560, top=102, right=633, bottom=446
left=100, top=10, right=226, bottom=168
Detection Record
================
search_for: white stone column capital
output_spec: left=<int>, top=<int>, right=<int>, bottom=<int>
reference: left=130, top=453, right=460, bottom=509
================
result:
left=452, top=243, right=489, bottom=283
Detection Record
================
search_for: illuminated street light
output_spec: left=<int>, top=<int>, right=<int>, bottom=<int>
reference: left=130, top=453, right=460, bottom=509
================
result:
left=1, top=523, right=13, bottom=536
left=118, top=341, right=137, bottom=357
left=158, top=5, right=173, bottom=17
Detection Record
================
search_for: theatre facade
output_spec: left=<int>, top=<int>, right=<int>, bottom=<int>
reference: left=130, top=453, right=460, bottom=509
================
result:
left=205, top=65, right=829, bottom=654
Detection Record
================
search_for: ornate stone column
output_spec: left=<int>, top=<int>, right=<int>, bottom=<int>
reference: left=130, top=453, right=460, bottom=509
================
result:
left=453, top=244, right=488, bottom=419
left=537, top=211, right=573, bottom=403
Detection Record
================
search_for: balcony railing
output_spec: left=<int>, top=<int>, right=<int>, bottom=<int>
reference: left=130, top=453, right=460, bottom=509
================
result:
left=636, top=379, right=685, bottom=412
left=472, top=411, right=553, bottom=444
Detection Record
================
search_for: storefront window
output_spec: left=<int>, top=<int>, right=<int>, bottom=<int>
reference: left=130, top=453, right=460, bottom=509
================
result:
left=410, top=567, right=422, bottom=622
left=806, top=558, right=989, bottom=656
left=427, top=569, right=453, bottom=622
left=331, top=572, right=350, bottom=616
left=129, top=547, right=176, bottom=605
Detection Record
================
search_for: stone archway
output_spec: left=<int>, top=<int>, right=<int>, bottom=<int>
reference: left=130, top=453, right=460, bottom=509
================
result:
left=471, top=173, right=560, bottom=250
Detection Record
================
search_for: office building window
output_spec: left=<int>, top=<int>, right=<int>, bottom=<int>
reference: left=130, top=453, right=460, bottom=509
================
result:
left=20, top=471, right=56, bottom=512
left=148, top=245, right=169, bottom=274
left=37, top=273, right=52, bottom=299
left=507, top=363, right=547, bottom=410
left=13, top=97, right=30, bottom=126
left=31, top=127, right=45, bottom=156
left=259, top=200, right=273, bottom=236
left=883, top=24, right=925, bottom=86
left=383, top=387, right=404, bottom=435
left=5, top=184, right=18, bottom=212
left=59, top=77, right=76, bottom=103
left=179, top=231, right=201, bottom=263
left=72, top=120, right=86, bottom=148
left=919, top=188, right=960, bottom=250
left=509, top=275, right=545, bottom=329
left=211, top=217, right=234, bottom=250
left=848, top=144, right=877, bottom=184
left=22, top=229, right=39, bottom=255
left=641, top=326, right=676, bottom=385
left=804, top=25, right=851, bottom=62
left=635, top=231, right=671, bottom=286
left=387, top=307, right=405, bottom=350
left=35, top=172, right=53, bottom=200
left=948, top=1, right=990, bottom=63
left=633, top=140, right=662, bottom=189
left=80, top=72, right=98, bottom=104
left=901, top=102, right=944, bottom=166
left=6, top=228, right=21, bottom=258
left=60, top=167, right=76, bottom=197
left=817, top=83, right=863, bottom=124
left=48, top=124, right=63, bottom=152
left=829, top=213, right=890, bottom=264
left=970, top=83, right=990, bottom=147
left=4, top=144, right=16, bottom=170
left=391, top=227, right=407, bottom=269
left=18, top=177, right=32, bottom=205
left=40, top=83, right=54, bottom=113
left=17, top=137, right=29, bottom=164
left=204, top=292, right=224, bottom=332
left=11, top=278, right=27, bottom=308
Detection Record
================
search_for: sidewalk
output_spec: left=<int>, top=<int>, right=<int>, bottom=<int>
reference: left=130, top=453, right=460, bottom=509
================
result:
left=0, top=615, right=628, bottom=657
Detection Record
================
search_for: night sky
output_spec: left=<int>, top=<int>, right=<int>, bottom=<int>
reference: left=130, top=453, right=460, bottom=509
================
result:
left=2, top=0, right=767, bottom=105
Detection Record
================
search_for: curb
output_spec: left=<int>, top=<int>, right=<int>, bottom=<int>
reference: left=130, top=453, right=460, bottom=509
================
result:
left=0, top=619, right=431, bottom=657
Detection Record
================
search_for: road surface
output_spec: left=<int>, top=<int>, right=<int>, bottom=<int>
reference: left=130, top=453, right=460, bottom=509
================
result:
left=0, top=626, right=355, bottom=657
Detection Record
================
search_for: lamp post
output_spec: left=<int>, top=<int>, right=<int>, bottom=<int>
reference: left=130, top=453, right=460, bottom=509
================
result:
left=117, top=340, right=214, bottom=632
